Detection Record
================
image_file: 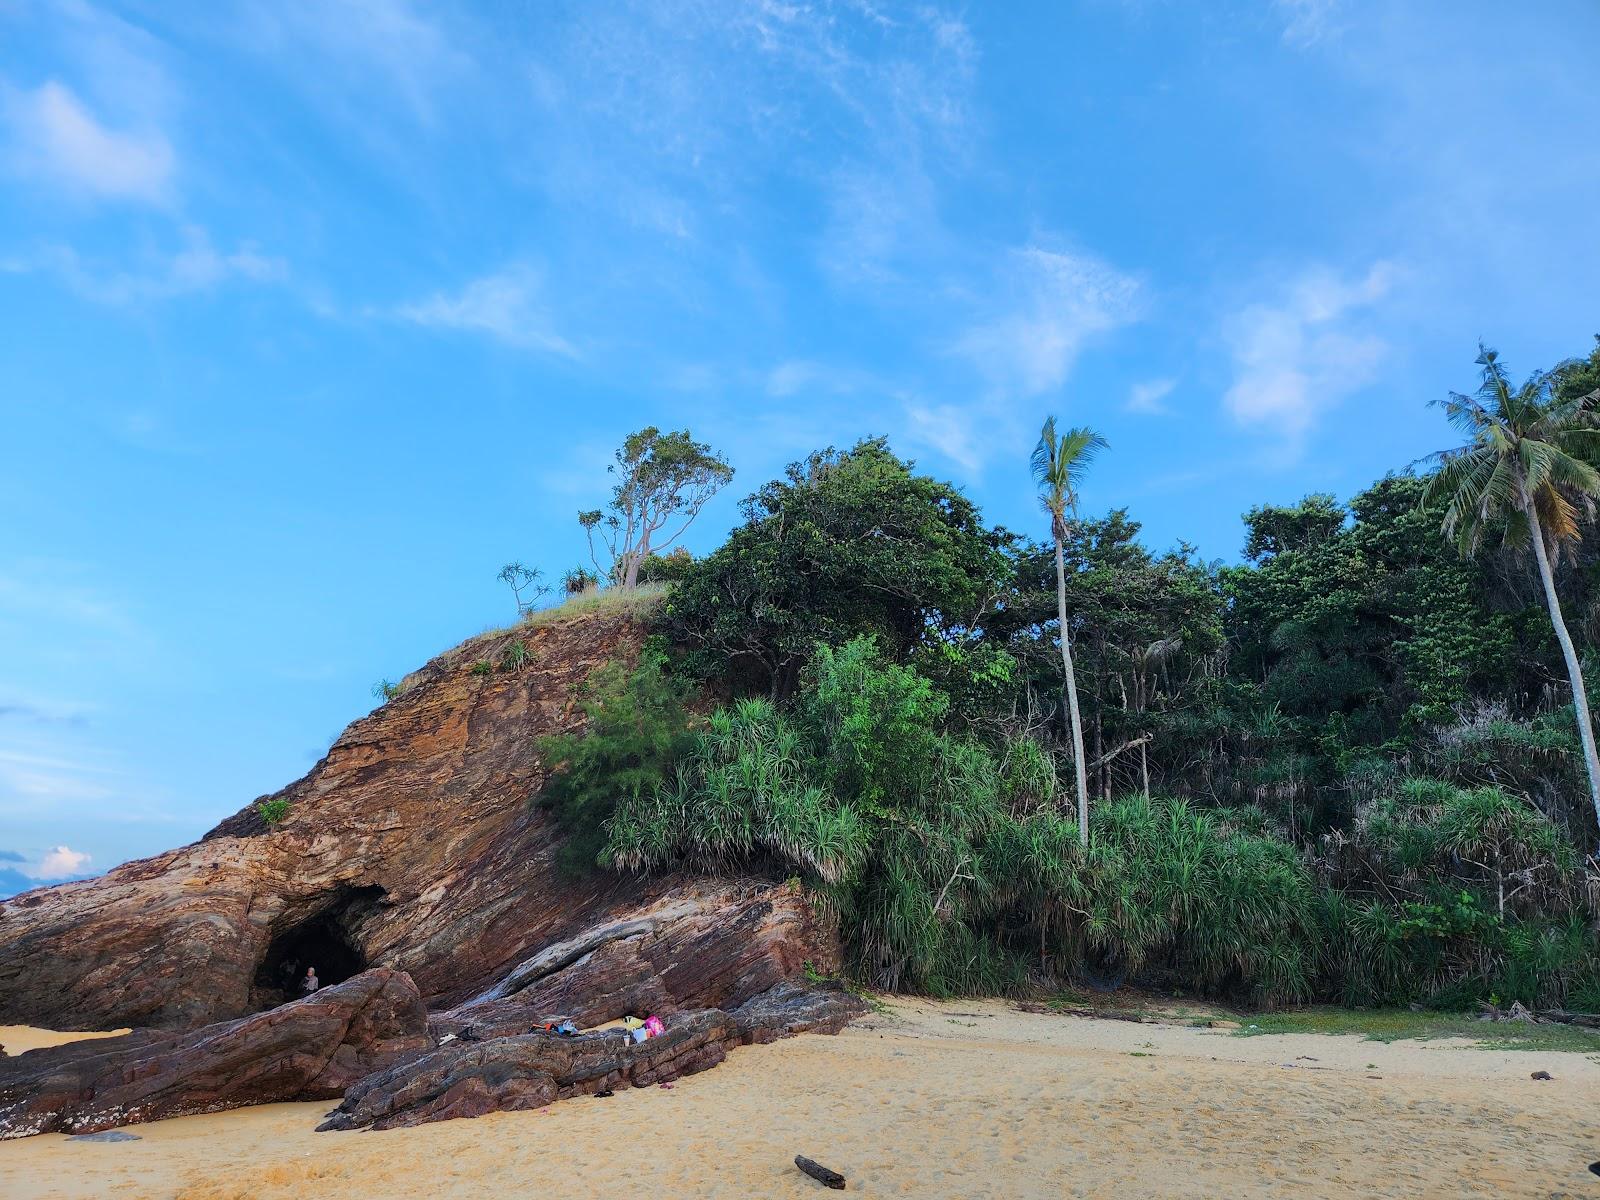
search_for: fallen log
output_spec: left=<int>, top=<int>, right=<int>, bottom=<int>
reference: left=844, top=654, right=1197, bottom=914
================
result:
left=795, top=1155, right=846, bottom=1189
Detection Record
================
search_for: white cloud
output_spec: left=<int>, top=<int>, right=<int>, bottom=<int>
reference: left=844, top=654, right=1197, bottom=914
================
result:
left=15, top=227, right=287, bottom=304
left=391, top=266, right=575, bottom=356
left=1274, top=0, right=1344, bottom=47
left=765, top=360, right=881, bottom=399
left=1221, top=261, right=1396, bottom=447
left=225, top=0, right=469, bottom=129
left=3, top=80, right=174, bottom=204
left=904, top=400, right=987, bottom=471
left=28, top=845, right=91, bottom=879
left=956, top=246, right=1142, bottom=396
left=1127, top=378, right=1177, bottom=415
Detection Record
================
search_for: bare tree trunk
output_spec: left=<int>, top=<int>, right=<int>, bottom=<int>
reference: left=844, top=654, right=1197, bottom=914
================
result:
left=1055, top=537, right=1090, bottom=846
left=1526, top=501, right=1600, bottom=840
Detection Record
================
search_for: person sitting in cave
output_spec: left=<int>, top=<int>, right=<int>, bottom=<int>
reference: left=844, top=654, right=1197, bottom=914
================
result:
left=300, top=966, right=320, bottom=996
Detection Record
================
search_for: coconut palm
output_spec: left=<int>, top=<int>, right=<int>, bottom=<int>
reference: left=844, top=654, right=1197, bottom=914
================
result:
left=1423, top=345, right=1600, bottom=837
left=1032, top=418, right=1109, bottom=846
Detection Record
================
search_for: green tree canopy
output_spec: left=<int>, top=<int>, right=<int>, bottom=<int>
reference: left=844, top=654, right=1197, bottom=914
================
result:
left=663, top=438, right=1012, bottom=696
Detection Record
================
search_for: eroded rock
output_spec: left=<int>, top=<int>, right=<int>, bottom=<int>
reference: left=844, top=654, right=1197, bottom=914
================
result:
left=0, top=613, right=841, bottom=1032
left=0, top=970, right=429, bottom=1139
left=318, top=982, right=867, bottom=1132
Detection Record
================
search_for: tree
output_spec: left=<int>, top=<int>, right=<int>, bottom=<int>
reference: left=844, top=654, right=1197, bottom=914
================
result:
left=1031, top=418, right=1107, bottom=845
left=1424, top=345, right=1600, bottom=838
left=580, top=427, right=734, bottom=589
left=664, top=439, right=1012, bottom=697
left=497, top=562, right=549, bottom=616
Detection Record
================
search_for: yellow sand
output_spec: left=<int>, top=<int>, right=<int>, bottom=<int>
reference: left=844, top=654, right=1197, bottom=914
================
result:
left=0, top=1026, right=129, bottom=1055
left=3, top=999, right=1598, bottom=1199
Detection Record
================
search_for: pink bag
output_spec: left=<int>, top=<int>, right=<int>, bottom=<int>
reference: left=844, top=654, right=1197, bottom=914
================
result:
left=643, top=1015, right=665, bottom=1038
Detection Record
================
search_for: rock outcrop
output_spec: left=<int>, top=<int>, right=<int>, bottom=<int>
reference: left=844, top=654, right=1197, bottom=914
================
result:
left=0, top=970, right=429, bottom=1139
left=0, top=612, right=841, bottom=1032
left=318, top=981, right=867, bottom=1132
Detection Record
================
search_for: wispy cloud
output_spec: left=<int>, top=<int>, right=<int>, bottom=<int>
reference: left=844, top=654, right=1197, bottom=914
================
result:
left=956, top=245, right=1142, bottom=396
left=903, top=400, right=990, bottom=472
left=1274, top=0, right=1345, bottom=47
left=389, top=265, right=575, bottom=355
left=1221, top=261, right=1396, bottom=451
left=221, top=0, right=471, bottom=131
left=13, top=226, right=286, bottom=304
left=2, top=79, right=174, bottom=204
left=1127, top=378, right=1177, bottom=415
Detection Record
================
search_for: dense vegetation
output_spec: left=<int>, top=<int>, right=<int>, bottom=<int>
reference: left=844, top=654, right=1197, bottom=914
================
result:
left=536, top=339, right=1600, bottom=1010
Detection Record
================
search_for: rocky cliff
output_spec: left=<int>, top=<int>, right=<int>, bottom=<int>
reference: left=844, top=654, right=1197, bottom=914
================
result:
left=0, top=610, right=840, bottom=1032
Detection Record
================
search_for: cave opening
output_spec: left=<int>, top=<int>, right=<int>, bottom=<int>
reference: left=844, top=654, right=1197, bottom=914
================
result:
left=252, top=885, right=386, bottom=1008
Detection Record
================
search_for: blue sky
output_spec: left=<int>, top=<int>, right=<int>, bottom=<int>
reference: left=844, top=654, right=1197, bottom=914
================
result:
left=2, top=0, right=1598, bottom=888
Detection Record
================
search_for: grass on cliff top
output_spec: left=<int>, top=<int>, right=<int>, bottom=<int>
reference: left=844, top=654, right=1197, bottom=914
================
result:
left=485, top=583, right=669, bottom=637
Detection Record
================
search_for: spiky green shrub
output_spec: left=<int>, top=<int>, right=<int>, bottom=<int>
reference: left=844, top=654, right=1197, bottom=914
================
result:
left=1317, top=778, right=1595, bottom=1007
left=536, top=646, right=695, bottom=873
left=607, top=637, right=1056, bottom=993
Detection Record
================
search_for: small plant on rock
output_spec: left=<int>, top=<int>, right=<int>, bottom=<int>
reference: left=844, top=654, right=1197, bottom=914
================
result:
left=256, top=797, right=291, bottom=826
left=500, top=640, right=530, bottom=672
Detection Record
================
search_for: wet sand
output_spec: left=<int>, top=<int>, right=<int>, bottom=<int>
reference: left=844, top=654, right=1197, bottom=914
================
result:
left=3, top=998, right=1597, bottom=1199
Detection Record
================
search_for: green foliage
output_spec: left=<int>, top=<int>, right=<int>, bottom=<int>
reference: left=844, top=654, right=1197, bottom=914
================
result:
left=470, top=660, right=493, bottom=677
left=663, top=439, right=1011, bottom=696
left=635, top=547, right=695, bottom=585
left=537, top=646, right=696, bottom=873
left=562, top=566, right=600, bottom=595
left=608, top=637, right=1055, bottom=992
left=579, top=427, right=733, bottom=588
left=372, top=678, right=402, bottom=702
left=500, top=640, right=529, bottom=672
left=256, top=797, right=290, bottom=826
left=547, top=341, right=1600, bottom=1007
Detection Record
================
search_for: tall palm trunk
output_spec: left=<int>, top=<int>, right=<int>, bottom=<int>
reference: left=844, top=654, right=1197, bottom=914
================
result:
left=1526, top=501, right=1600, bottom=839
left=1054, top=535, right=1090, bottom=846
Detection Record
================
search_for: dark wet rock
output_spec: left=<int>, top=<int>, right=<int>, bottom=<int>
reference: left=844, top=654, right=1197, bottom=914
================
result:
left=430, top=885, right=823, bottom=1041
left=319, top=982, right=867, bottom=1132
left=730, top=979, right=867, bottom=1043
left=0, top=969, right=428, bottom=1139
left=317, top=1010, right=734, bottom=1131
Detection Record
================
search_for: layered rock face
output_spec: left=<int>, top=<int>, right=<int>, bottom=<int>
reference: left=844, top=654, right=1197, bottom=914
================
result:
left=0, top=612, right=839, bottom=1032
left=318, top=981, right=867, bottom=1132
left=0, top=969, right=429, bottom=1139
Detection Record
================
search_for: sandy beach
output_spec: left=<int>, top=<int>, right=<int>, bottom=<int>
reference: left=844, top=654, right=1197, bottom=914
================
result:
left=3, top=999, right=1597, bottom=1199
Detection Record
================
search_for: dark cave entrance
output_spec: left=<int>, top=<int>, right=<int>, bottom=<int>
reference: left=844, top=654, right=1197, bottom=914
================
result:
left=252, top=885, right=386, bottom=1008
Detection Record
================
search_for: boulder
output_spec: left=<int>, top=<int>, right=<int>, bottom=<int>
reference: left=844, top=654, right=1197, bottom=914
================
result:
left=319, top=982, right=867, bottom=1131
left=729, top=979, right=868, bottom=1042
left=0, top=612, right=841, bottom=1032
left=0, top=969, right=429, bottom=1139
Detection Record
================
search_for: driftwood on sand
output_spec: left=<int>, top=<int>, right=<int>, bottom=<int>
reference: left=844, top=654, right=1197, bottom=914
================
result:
left=795, top=1155, right=847, bottom=1189
left=1477, top=1001, right=1600, bottom=1028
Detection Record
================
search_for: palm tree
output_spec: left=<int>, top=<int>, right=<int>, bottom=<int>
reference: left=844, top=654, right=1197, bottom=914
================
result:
left=1033, top=418, right=1108, bottom=846
left=1423, top=345, right=1600, bottom=837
